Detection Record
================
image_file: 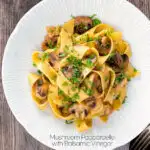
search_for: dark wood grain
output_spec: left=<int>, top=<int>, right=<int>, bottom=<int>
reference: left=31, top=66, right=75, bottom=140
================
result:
left=0, top=0, right=150, bottom=150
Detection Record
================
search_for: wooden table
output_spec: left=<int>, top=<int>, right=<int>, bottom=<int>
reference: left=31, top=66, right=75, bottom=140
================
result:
left=0, top=0, right=150, bottom=150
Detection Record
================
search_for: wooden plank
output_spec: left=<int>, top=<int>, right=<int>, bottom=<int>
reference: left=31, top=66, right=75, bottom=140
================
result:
left=0, top=0, right=150, bottom=150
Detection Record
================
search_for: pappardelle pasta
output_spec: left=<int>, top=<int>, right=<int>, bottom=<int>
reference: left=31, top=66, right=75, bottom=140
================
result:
left=28, top=15, right=139, bottom=132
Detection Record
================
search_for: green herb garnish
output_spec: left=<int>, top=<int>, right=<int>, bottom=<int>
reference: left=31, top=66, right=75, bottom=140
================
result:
left=66, top=56, right=82, bottom=84
left=67, top=56, right=82, bottom=67
left=59, top=52, right=66, bottom=58
left=58, top=88, right=64, bottom=96
left=85, top=59, right=93, bottom=68
left=90, top=14, right=96, bottom=19
left=47, top=40, right=56, bottom=49
left=72, top=93, right=80, bottom=102
left=32, top=62, right=37, bottom=67
left=87, top=37, right=93, bottom=42
left=37, top=70, right=42, bottom=74
left=108, top=52, right=115, bottom=60
left=92, top=18, right=101, bottom=26
left=71, top=85, right=77, bottom=91
left=134, top=67, right=137, bottom=72
left=84, top=88, right=93, bottom=96
left=65, top=120, right=74, bottom=124
left=89, top=54, right=95, bottom=59
left=41, top=52, right=49, bottom=61
left=127, top=76, right=131, bottom=81
left=115, top=73, right=126, bottom=84
left=122, top=96, right=127, bottom=104
left=71, top=14, right=75, bottom=19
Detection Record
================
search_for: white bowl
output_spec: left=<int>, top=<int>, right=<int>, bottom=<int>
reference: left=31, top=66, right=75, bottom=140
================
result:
left=2, top=0, right=150, bottom=149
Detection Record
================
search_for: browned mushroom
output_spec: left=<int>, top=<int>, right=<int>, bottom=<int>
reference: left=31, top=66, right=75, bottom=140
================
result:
left=106, top=52, right=129, bottom=73
left=93, top=74, right=103, bottom=93
left=41, top=26, right=60, bottom=51
left=84, top=73, right=103, bottom=94
left=69, top=103, right=89, bottom=120
left=35, top=80, right=49, bottom=100
left=95, top=36, right=111, bottom=56
left=74, top=16, right=93, bottom=34
left=62, top=65, right=74, bottom=79
left=84, top=96, right=96, bottom=108
left=58, top=106, right=70, bottom=117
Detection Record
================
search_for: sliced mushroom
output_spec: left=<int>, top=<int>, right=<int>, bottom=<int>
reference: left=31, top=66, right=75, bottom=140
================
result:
left=69, top=103, right=89, bottom=120
left=93, top=74, right=103, bottom=93
left=106, top=52, right=129, bottom=73
left=35, top=80, right=49, bottom=100
left=74, top=16, right=93, bottom=34
left=122, top=54, right=129, bottom=70
left=48, top=52, right=60, bottom=71
left=84, top=96, right=96, bottom=108
left=41, top=26, right=60, bottom=51
left=95, top=36, right=111, bottom=56
left=58, top=106, right=70, bottom=116
left=84, top=73, right=103, bottom=94
left=62, top=65, right=74, bottom=79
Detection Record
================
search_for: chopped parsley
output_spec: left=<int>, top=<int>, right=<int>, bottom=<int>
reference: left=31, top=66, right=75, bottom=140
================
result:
left=105, top=29, right=113, bottom=36
left=59, top=52, right=66, bottom=58
left=87, top=37, right=93, bottom=42
left=83, top=88, right=93, bottom=96
left=41, top=52, right=49, bottom=61
left=85, top=58, right=93, bottom=68
left=71, top=93, right=80, bottom=102
left=37, top=70, right=42, bottom=74
left=89, top=54, right=96, bottom=59
left=127, top=76, right=131, bottom=81
left=89, top=14, right=101, bottom=27
left=63, top=96, right=72, bottom=102
left=71, top=14, right=75, bottom=19
left=90, top=14, right=96, bottom=19
left=134, top=67, right=137, bottom=72
left=78, top=34, right=89, bottom=43
left=122, top=96, right=127, bottom=104
left=67, top=56, right=82, bottom=67
left=113, top=94, right=120, bottom=100
left=92, top=18, right=101, bottom=26
left=47, top=41, right=56, bottom=49
left=32, top=62, right=37, bottom=67
left=65, top=120, right=74, bottom=124
left=108, top=52, right=115, bottom=60
left=115, top=73, right=126, bottom=84
left=71, top=85, right=77, bottom=91
left=58, top=88, right=64, bottom=96
left=66, top=56, right=82, bottom=84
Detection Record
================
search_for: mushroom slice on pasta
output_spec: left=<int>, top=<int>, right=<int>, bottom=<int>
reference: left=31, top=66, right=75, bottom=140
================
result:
left=28, top=73, right=50, bottom=109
